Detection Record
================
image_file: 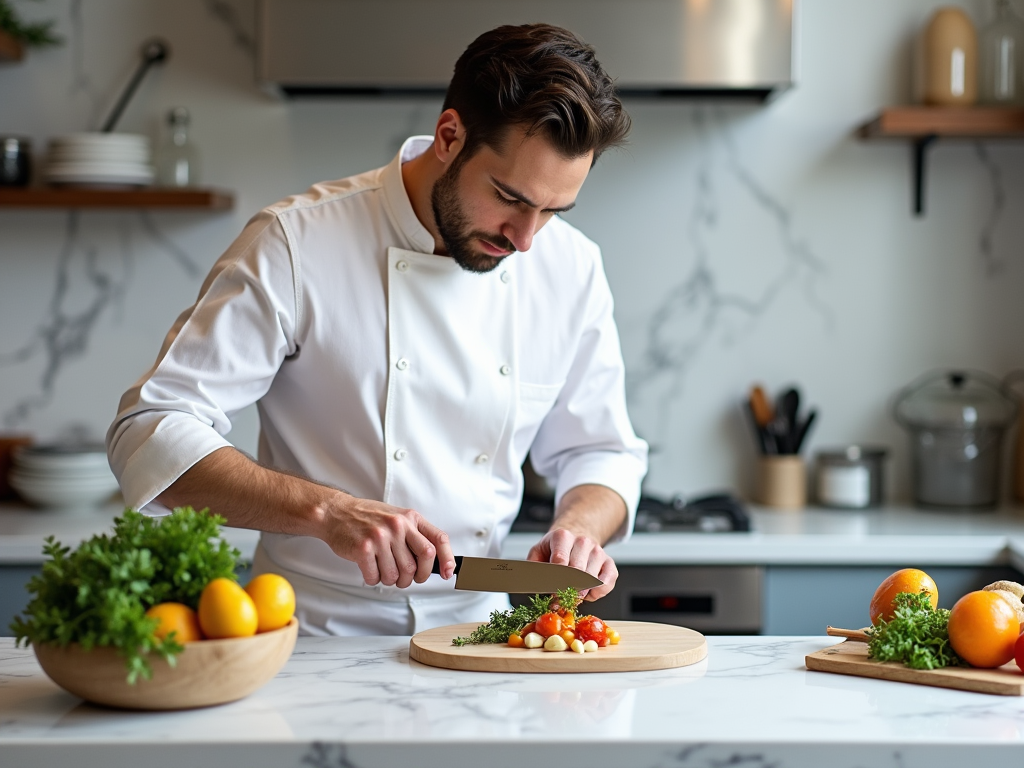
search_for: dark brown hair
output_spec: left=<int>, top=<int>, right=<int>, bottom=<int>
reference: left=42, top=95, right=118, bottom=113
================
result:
left=442, top=23, right=630, bottom=164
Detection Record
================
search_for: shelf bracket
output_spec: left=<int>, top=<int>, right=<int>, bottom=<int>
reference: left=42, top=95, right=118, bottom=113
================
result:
left=912, top=134, right=938, bottom=217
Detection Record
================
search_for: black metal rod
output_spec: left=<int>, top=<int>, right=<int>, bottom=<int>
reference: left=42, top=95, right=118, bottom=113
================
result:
left=912, top=134, right=938, bottom=217
left=100, top=38, right=170, bottom=133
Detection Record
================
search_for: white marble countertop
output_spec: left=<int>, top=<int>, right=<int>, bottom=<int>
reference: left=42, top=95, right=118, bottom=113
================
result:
left=4, top=500, right=1024, bottom=569
left=1, top=635, right=1023, bottom=768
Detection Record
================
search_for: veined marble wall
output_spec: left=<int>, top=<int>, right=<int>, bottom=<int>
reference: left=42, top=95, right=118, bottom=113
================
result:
left=1, top=0, right=1022, bottom=503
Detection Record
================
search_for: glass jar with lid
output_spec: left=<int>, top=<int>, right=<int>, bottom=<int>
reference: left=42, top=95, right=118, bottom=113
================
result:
left=894, top=370, right=1017, bottom=508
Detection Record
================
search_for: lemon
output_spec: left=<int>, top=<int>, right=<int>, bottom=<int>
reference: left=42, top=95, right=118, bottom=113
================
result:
left=198, top=578, right=258, bottom=639
left=245, top=573, right=296, bottom=633
left=145, top=602, right=203, bottom=643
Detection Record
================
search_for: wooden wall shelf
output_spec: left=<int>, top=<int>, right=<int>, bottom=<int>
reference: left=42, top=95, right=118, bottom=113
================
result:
left=0, top=187, right=234, bottom=210
left=0, top=30, right=25, bottom=62
left=858, top=106, right=1024, bottom=216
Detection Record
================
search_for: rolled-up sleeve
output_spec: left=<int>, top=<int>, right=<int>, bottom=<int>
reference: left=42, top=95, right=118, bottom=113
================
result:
left=106, top=210, right=299, bottom=511
left=527, top=253, right=648, bottom=543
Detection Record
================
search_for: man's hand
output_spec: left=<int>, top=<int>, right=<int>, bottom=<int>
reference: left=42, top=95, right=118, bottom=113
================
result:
left=157, top=446, right=456, bottom=588
left=525, top=483, right=627, bottom=602
left=318, top=495, right=456, bottom=588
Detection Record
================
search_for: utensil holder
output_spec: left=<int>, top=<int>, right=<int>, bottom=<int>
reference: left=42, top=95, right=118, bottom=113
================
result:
left=757, top=455, right=806, bottom=510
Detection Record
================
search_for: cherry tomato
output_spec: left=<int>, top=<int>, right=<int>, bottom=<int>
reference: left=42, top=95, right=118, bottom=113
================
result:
left=520, top=622, right=536, bottom=637
left=536, top=612, right=562, bottom=638
left=606, top=629, right=621, bottom=645
left=1015, top=632, right=1024, bottom=673
left=559, top=629, right=575, bottom=645
left=507, top=633, right=525, bottom=648
left=559, top=612, right=576, bottom=630
left=597, top=635, right=610, bottom=647
left=575, top=616, right=606, bottom=644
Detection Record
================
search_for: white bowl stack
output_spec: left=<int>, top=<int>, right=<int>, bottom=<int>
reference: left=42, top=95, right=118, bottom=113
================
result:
left=45, top=133, right=154, bottom=188
left=9, top=445, right=121, bottom=508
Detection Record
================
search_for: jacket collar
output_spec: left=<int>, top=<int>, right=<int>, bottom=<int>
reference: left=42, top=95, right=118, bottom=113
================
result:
left=381, top=136, right=437, bottom=255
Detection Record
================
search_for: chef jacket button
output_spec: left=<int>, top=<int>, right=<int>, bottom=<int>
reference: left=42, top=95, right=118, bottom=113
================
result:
left=475, top=453, right=489, bottom=464
left=500, top=271, right=510, bottom=284
left=475, top=528, right=488, bottom=538
left=394, top=448, right=408, bottom=461
left=499, top=364, right=511, bottom=376
left=396, top=358, right=409, bottom=371
left=396, top=260, right=409, bottom=272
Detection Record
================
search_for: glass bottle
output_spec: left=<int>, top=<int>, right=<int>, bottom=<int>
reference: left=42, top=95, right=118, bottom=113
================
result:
left=979, top=0, right=1024, bottom=104
left=156, top=107, right=200, bottom=187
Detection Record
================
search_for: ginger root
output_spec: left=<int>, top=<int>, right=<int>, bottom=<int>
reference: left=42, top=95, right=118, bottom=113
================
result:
left=983, top=580, right=1024, bottom=625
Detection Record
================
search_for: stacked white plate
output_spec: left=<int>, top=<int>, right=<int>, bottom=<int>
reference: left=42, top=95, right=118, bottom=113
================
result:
left=45, top=133, right=154, bottom=187
left=9, top=444, right=121, bottom=508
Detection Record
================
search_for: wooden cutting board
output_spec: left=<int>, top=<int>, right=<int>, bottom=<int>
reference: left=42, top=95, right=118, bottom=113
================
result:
left=409, top=620, right=706, bottom=673
left=806, top=640, right=1024, bottom=696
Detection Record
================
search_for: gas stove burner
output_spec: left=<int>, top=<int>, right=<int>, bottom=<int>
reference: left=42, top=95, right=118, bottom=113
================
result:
left=511, top=492, right=750, bottom=534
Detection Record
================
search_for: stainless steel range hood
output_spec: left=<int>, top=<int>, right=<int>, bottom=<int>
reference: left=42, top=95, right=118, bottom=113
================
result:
left=257, top=0, right=795, bottom=100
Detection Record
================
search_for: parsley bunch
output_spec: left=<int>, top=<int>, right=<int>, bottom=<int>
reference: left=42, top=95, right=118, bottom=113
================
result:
left=452, top=587, right=581, bottom=646
left=11, top=507, right=240, bottom=683
left=867, top=591, right=963, bottom=670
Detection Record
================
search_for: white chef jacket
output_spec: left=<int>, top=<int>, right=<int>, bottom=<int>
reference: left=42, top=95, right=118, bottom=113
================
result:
left=106, top=136, right=648, bottom=636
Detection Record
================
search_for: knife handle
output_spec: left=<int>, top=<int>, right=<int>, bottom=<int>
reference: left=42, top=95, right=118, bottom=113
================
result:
left=430, top=555, right=463, bottom=576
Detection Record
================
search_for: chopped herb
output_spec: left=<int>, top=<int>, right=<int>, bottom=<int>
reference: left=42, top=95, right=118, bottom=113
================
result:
left=453, top=587, right=582, bottom=646
left=867, top=591, right=963, bottom=670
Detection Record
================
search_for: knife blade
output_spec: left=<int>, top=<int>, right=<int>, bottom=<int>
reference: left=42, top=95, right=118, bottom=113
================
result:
left=430, top=556, right=602, bottom=593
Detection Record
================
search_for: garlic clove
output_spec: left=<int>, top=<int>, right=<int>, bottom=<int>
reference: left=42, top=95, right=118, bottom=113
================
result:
left=570, top=639, right=585, bottom=654
left=582, top=639, right=599, bottom=652
left=543, top=634, right=568, bottom=652
left=523, top=632, right=545, bottom=649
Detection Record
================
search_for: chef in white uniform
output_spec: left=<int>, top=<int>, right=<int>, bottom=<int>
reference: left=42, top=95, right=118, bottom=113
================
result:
left=106, top=23, right=648, bottom=636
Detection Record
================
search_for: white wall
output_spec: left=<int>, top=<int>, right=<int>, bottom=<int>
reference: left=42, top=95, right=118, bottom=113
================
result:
left=1, top=0, right=1022, bottom=504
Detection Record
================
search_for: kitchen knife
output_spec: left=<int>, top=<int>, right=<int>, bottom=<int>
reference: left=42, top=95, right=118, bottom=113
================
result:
left=430, top=556, right=602, bottom=593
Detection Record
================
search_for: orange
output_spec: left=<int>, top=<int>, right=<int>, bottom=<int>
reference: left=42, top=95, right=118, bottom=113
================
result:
left=869, top=568, right=938, bottom=625
left=948, top=590, right=1020, bottom=668
left=244, top=573, right=296, bottom=633
left=145, top=602, right=203, bottom=643
left=197, top=577, right=258, bottom=639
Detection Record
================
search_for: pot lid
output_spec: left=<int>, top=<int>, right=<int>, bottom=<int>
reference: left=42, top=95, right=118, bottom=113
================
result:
left=894, top=370, right=1017, bottom=429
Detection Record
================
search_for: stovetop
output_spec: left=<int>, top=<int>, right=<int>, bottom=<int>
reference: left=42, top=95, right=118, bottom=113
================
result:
left=511, top=493, right=750, bottom=534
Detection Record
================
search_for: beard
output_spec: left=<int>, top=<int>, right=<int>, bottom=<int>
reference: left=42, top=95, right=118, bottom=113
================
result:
left=430, top=155, right=515, bottom=274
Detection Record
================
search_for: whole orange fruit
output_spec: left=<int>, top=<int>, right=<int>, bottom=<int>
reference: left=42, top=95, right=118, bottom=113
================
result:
left=145, top=602, right=203, bottom=643
left=198, top=578, right=258, bottom=639
left=948, top=590, right=1020, bottom=668
left=245, top=573, right=296, bottom=633
left=869, top=568, right=938, bottom=625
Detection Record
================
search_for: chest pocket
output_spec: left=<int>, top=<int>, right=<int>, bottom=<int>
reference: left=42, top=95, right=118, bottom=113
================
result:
left=516, top=380, right=564, bottom=436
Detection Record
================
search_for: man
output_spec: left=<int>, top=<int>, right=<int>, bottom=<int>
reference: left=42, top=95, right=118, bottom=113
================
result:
left=106, top=23, right=648, bottom=636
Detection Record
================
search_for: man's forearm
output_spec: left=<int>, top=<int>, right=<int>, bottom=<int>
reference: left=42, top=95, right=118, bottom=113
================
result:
left=156, top=446, right=332, bottom=538
left=552, top=483, right=627, bottom=545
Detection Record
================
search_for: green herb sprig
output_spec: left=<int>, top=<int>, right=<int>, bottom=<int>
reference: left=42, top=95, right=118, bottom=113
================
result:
left=867, top=591, right=963, bottom=670
left=452, top=587, right=582, bottom=646
left=11, top=507, right=239, bottom=683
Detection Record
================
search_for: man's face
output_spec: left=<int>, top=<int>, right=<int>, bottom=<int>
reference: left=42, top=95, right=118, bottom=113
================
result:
left=431, top=126, right=593, bottom=274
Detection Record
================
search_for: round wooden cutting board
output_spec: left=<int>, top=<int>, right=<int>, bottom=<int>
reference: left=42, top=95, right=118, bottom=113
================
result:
left=409, top=620, right=707, bottom=673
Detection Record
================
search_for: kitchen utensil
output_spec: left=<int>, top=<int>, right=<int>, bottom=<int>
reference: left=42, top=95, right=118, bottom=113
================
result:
left=33, top=617, right=298, bottom=710
left=430, top=556, right=601, bottom=593
left=806, top=639, right=1024, bottom=696
left=894, top=370, right=1017, bottom=508
left=815, top=446, right=887, bottom=509
left=0, top=136, right=31, bottom=186
left=409, top=620, right=706, bottom=673
left=921, top=7, right=978, bottom=106
left=825, top=626, right=871, bottom=642
left=756, top=455, right=806, bottom=510
left=750, top=385, right=774, bottom=427
left=744, top=401, right=771, bottom=454
left=100, top=38, right=170, bottom=133
left=792, top=408, right=817, bottom=453
left=778, top=387, right=800, bottom=452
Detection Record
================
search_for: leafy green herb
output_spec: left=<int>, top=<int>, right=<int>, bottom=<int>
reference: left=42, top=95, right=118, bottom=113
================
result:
left=10, top=507, right=240, bottom=683
left=0, top=1, right=62, bottom=47
left=867, top=591, right=963, bottom=670
left=452, top=587, right=581, bottom=646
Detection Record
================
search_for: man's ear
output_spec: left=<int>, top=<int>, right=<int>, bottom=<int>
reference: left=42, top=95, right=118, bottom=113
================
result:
left=434, top=109, right=465, bottom=165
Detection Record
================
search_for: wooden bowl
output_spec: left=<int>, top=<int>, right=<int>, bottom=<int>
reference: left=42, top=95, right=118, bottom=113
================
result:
left=33, top=617, right=298, bottom=710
